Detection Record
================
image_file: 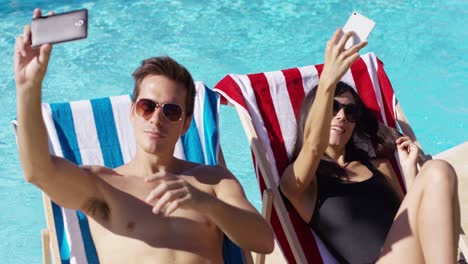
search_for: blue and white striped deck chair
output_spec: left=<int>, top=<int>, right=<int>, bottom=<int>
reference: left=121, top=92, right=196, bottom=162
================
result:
left=11, top=82, right=246, bottom=264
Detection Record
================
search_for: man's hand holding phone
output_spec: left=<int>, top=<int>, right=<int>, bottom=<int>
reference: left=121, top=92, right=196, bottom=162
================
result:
left=15, top=8, right=88, bottom=92
left=14, top=8, right=54, bottom=92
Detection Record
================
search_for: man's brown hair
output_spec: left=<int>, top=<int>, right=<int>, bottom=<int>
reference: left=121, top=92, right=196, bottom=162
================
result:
left=132, top=56, right=196, bottom=117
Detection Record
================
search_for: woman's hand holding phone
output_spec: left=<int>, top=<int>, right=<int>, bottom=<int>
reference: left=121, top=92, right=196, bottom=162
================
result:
left=319, top=12, right=374, bottom=89
left=320, top=29, right=367, bottom=89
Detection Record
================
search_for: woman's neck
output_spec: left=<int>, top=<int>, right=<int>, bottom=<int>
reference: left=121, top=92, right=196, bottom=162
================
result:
left=325, top=145, right=347, bottom=166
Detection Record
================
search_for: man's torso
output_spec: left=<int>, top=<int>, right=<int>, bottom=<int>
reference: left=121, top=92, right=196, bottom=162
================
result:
left=87, top=162, right=224, bottom=263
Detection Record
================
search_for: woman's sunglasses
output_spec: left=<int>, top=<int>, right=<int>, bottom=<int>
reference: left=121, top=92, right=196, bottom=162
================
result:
left=332, top=100, right=360, bottom=123
left=135, top=98, right=183, bottom=123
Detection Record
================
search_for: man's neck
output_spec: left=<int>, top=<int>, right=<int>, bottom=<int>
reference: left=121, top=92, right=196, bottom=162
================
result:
left=130, top=151, right=179, bottom=178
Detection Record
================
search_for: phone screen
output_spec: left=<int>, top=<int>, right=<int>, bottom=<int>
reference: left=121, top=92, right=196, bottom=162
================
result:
left=342, top=12, right=375, bottom=49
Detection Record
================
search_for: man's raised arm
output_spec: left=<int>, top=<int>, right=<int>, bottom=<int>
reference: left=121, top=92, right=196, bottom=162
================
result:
left=14, top=9, right=105, bottom=214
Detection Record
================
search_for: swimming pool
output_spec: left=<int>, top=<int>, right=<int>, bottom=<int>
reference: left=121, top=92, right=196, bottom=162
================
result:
left=1, top=0, right=466, bottom=262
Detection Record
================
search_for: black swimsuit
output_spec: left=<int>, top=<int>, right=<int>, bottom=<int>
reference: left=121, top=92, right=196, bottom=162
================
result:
left=309, top=160, right=401, bottom=264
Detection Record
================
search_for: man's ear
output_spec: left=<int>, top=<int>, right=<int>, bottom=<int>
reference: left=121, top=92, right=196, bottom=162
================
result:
left=181, top=114, right=193, bottom=135
left=130, top=102, right=136, bottom=122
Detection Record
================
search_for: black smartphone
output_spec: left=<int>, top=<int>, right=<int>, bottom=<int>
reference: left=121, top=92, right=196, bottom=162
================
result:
left=31, top=9, right=88, bottom=47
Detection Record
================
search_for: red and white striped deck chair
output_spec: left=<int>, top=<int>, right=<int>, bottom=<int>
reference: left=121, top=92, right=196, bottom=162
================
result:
left=214, top=52, right=467, bottom=263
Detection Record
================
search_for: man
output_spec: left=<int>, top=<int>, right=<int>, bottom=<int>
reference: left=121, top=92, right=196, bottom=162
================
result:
left=15, top=9, right=274, bottom=263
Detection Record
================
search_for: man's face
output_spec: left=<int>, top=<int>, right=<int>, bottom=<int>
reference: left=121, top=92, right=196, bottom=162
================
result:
left=131, top=75, right=190, bottom=155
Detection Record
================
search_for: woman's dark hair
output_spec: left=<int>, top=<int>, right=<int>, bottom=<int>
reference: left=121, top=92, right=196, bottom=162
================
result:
left=292, top=81, right=401, bottom=179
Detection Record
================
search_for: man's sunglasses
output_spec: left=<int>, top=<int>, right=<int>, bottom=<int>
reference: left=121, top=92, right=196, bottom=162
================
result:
left=332, top=100, right=360, bottom=123
left=135, top=98, right=183, bottom=123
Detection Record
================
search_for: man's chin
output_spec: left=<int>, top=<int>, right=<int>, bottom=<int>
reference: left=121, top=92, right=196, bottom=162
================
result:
left=141, top=144, right=164, bottom=155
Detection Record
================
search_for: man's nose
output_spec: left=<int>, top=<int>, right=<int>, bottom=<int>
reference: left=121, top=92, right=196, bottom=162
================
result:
left=149, top=106, right=164, bottom=124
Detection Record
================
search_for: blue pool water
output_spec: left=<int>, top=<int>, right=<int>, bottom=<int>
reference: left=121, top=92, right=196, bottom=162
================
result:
left=0, top=0, right=466, bottom=262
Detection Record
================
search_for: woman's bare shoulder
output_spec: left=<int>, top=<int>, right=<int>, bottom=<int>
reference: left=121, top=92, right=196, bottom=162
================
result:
left=369, top=158, right=396, bottom=179
left=370, top=158, right=390, bottom=168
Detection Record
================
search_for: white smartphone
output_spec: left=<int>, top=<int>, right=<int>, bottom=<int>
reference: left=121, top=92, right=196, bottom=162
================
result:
left=342, top=12, right=375, bottom=49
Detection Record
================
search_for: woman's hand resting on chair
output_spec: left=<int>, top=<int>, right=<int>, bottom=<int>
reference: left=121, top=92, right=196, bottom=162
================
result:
left=396, top=136, right=420, bottom=181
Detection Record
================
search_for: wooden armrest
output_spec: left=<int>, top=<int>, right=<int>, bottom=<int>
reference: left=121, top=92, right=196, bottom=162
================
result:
left=42, top=228, right=50, bottom=264
left=255, top=189, right=274, bottom=264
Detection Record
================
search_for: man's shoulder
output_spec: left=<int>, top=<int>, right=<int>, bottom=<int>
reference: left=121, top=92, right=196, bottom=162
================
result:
left=179, top=160, right=234, bottom=181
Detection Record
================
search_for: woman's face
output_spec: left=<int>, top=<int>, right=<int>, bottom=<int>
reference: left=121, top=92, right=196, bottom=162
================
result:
left=329, top=91, right=357, bottom=147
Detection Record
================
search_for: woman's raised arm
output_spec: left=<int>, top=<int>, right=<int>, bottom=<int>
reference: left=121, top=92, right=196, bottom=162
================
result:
left=280, top=29, right=367, bottom=221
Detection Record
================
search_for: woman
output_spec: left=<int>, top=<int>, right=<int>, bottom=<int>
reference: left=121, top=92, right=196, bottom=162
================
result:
left=279, top=29, right=460, bottom=263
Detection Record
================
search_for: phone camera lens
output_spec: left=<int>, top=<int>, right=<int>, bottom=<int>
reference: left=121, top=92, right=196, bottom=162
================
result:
left=74, top=20, right=84, bottom=27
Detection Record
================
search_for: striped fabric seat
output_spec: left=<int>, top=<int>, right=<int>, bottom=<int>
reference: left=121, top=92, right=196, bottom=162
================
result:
left=12, top=82, right=243, bottom=264
left=214, top=52, right=406, bottom=264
